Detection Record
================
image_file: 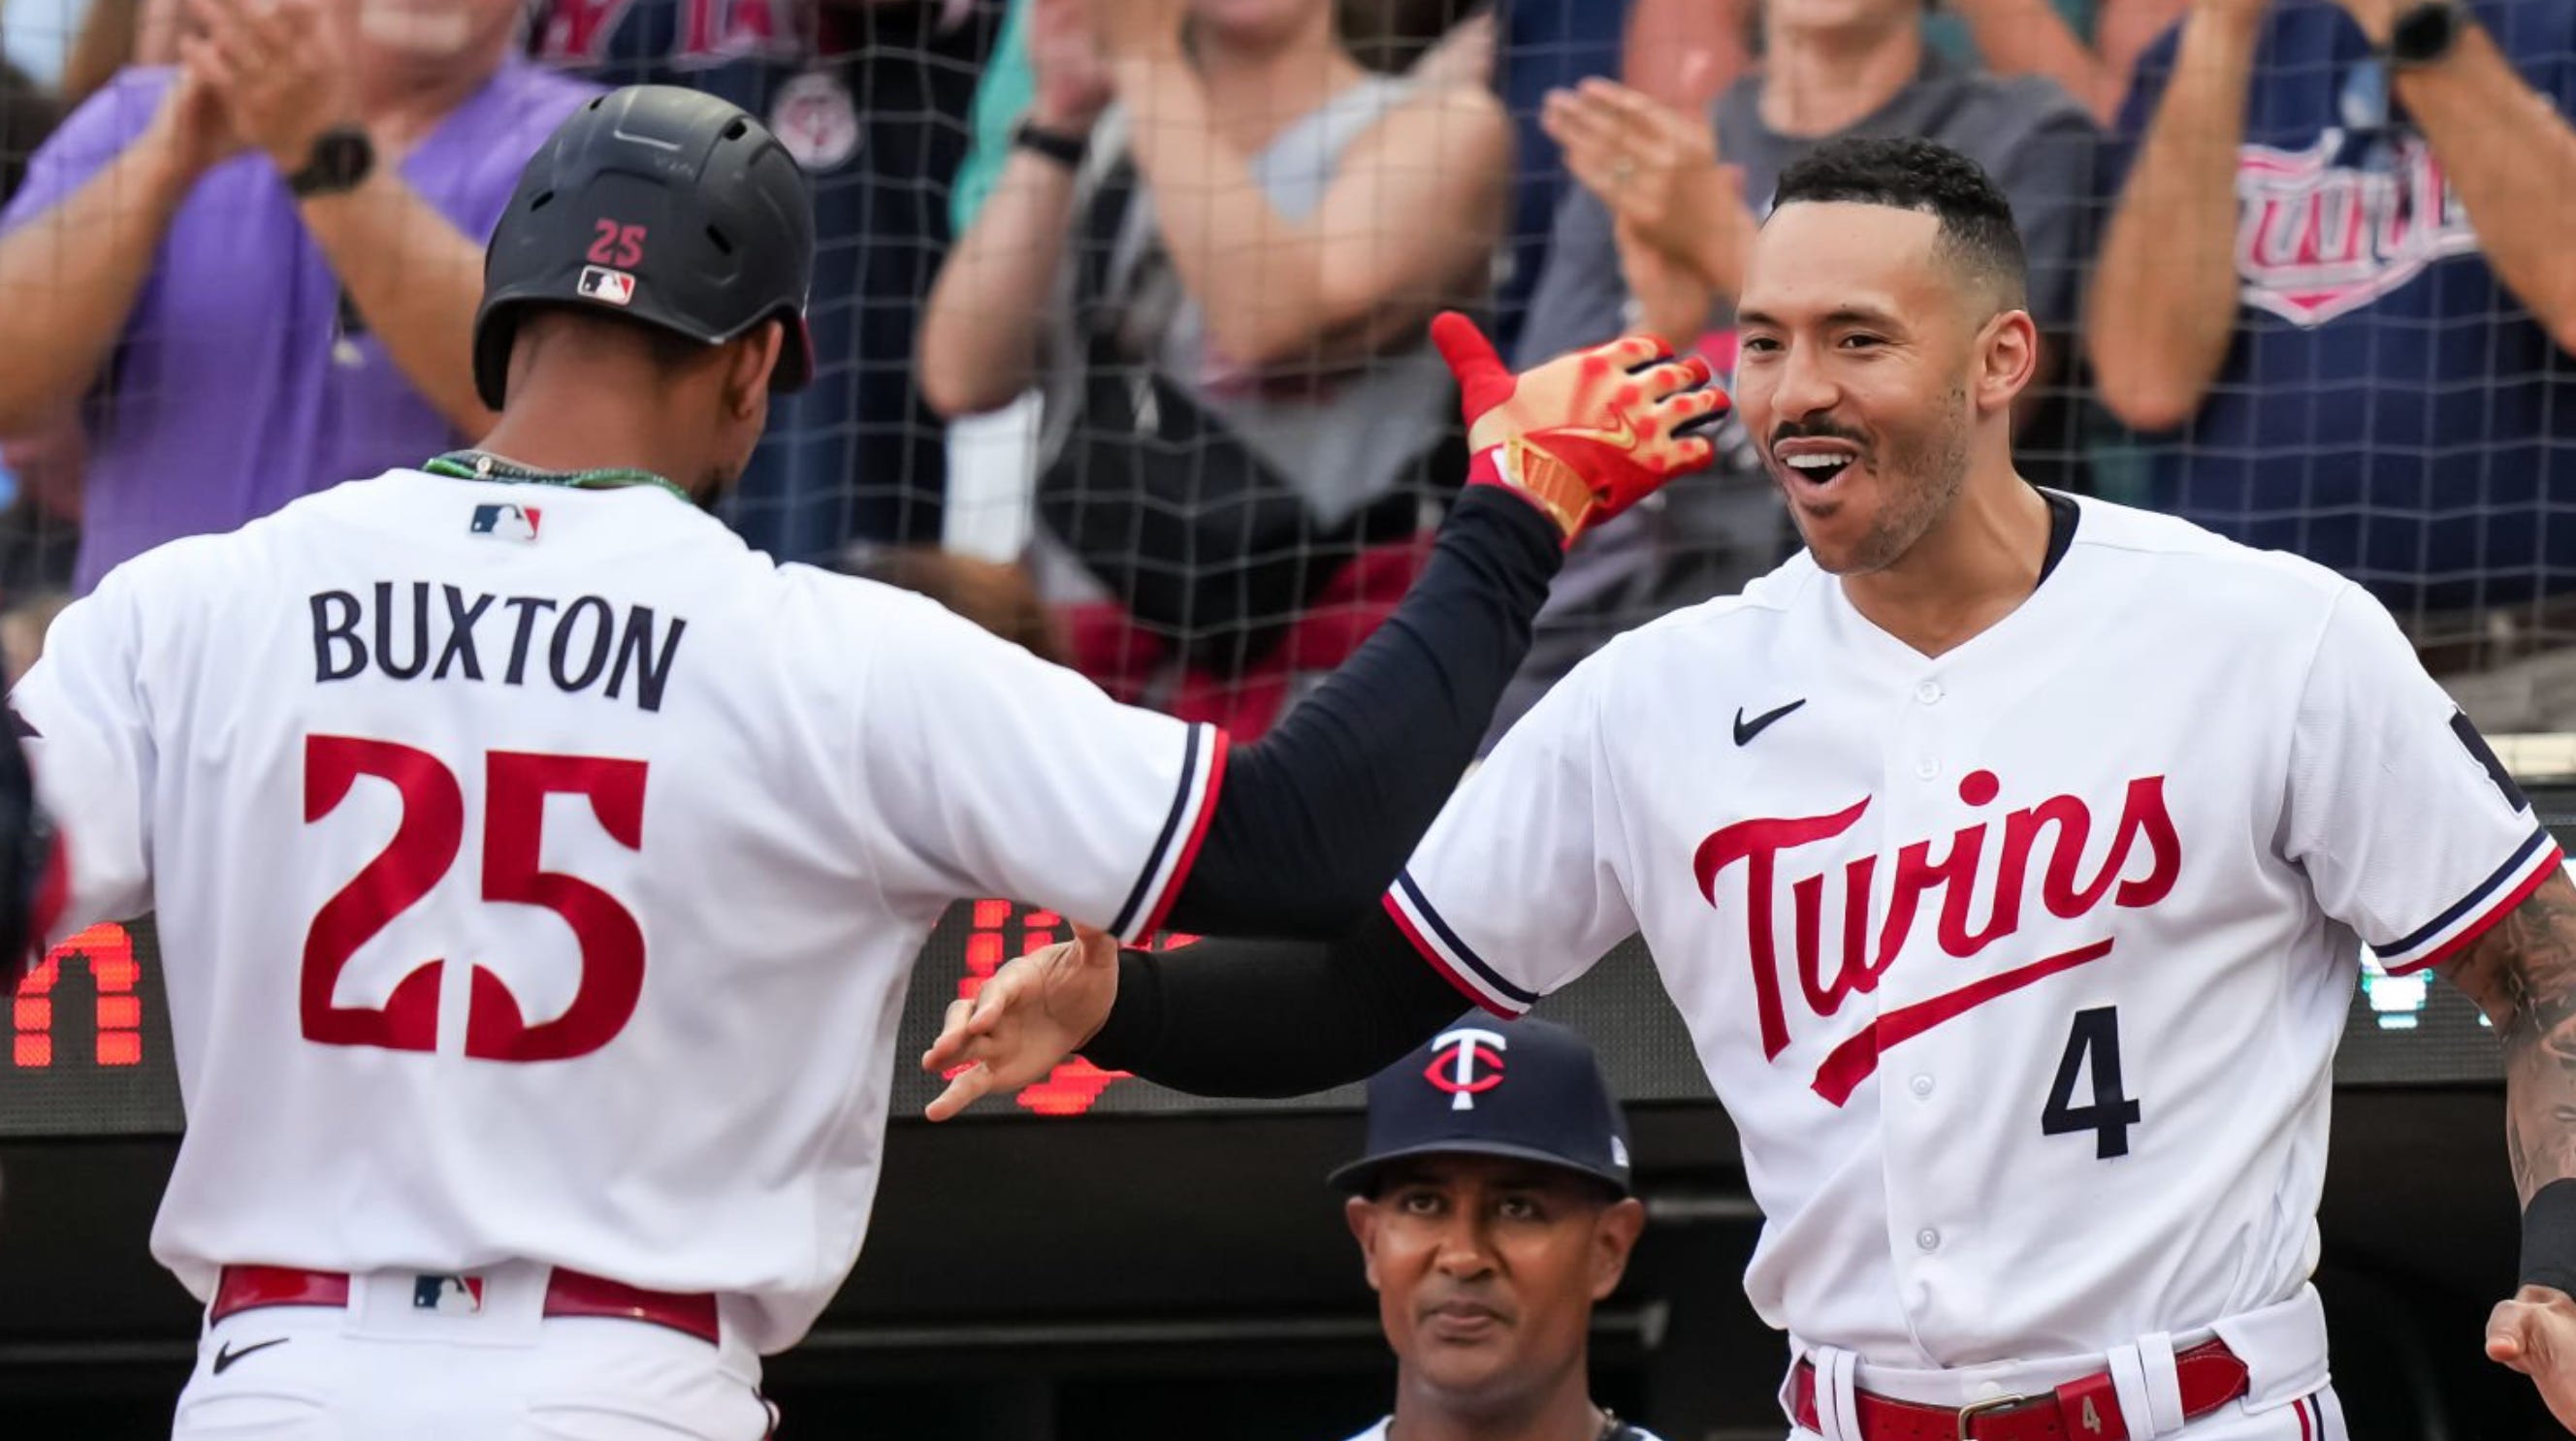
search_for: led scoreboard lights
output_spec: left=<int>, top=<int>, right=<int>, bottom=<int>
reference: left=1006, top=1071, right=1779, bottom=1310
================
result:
left=12, top=924, right=145, bottom=1071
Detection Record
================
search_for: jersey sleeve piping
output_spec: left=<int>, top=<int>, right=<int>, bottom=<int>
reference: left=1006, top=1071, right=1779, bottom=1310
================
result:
left=1382, top=872, right=1536, bottom=1019
left=1111, top=723, right=1230, bottom=945
left=2376, top=825, right=2564, bottom=975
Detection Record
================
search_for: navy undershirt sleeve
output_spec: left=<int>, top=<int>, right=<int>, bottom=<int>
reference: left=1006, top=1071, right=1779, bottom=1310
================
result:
left=1083, top=909, right=1467, bottom=1096
left=1159, top=485, right=1562, bottom=939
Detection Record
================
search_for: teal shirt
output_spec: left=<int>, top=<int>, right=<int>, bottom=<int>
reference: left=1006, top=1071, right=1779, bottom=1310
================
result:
left=951, top=0, right=1038, bottom=236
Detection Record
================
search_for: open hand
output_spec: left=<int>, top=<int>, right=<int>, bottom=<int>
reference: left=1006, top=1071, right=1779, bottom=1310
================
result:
left=921, top=925, right=1121, bottom=1121
left=2489, top=1285, right=2576, bottom=1431
left=1542, top=79, right=1737, bottom=276
left=146, top=45, right=243, bottom=181
left=1433, top=312, right=1727, bottom=542
left=181, top=0, right=356, bottom=176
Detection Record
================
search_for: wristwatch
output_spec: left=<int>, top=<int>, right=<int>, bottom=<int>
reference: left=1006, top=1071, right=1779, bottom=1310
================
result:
left=2385, top=0, right=2468, bottom=68
left=287, top=126, right=376, bottom=199
left=1012, top=117, right=1089, bottom=172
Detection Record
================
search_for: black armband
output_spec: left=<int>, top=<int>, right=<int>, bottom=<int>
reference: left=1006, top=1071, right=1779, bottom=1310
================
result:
left=2521, top=1177, right=2576, bottom=1295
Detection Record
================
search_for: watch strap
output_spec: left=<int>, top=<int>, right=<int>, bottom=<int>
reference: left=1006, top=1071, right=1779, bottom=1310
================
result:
left=1012, top=118, right=1089, bottom=172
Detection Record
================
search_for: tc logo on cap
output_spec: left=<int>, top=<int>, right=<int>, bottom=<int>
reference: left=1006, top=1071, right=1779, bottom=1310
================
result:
left=1426, top=1027, right=1507, bottom=1111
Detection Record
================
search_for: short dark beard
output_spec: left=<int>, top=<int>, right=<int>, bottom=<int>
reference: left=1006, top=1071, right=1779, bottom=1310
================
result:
left=1839, top=383, right=1972, bottom=575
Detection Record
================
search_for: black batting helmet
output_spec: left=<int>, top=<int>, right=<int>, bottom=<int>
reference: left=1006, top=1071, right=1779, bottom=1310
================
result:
left=472, top=85, right=817, bottom=410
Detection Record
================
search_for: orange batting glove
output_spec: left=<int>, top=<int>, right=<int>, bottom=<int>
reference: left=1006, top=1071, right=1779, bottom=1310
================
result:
left=1432, top=311, right=1727, bottom=545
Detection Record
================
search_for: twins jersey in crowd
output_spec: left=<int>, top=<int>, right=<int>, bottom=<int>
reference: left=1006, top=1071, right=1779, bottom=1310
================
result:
left=9, top=469, right=1225, bottom=1354
left=1385, top=495, right=2558, bottom=1366
left=2110, top=0, right=2576, bottom=617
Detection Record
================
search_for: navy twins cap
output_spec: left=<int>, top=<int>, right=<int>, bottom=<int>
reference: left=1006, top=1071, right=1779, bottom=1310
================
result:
left=1330, top=1017, right=1632, bottom=1197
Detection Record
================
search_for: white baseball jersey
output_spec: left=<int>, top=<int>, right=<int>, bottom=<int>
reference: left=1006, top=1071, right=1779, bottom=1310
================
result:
left=1384, top=495, right=2557, bottom=1366
left=11, top=468, right=1227, bottom=1354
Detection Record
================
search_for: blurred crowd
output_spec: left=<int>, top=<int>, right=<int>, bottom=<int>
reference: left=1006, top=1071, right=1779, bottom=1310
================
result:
left=0, top=0, right=2572, bottom=735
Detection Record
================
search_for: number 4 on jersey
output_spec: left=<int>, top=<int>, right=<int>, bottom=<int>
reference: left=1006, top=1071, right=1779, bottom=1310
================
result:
left=2043, top=1006, right=2141, bottom=1159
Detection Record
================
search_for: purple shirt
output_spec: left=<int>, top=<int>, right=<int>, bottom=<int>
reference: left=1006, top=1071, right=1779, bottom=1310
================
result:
left=2, top=63, right=599, bottom=592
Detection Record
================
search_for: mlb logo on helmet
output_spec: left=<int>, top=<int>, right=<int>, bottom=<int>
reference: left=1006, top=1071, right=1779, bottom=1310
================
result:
left=413, top=1274, right=485, bottom=1315
left=1426, top=1026, right=1508, bottom=1112
left=469, top=503, right=541, bottom=542
left=577, top=265, right=635, bottom=307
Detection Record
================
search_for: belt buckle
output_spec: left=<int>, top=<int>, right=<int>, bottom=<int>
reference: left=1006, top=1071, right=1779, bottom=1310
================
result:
left=1956, top=1393, right=2030, bottom=1439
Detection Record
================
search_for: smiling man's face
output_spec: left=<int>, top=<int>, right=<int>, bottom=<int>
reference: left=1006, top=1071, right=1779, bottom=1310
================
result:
left=1732, top=201, right=1999, bottom=577
left=1346, top=1155, right=1643, bottom=1411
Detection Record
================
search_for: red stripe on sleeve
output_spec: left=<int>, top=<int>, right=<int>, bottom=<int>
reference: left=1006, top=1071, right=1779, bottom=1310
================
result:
left=1136, top=728, right=1232, bottom=943
left=1381, top=891, right=1518, bottom=1020
left=2385, top=844, right=2565, bottom=977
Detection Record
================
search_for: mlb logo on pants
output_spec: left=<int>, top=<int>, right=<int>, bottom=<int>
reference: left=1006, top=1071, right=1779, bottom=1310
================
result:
left=469, top=503, right=541, bottom=542
left=413, top=1274, right=485, bottom=1315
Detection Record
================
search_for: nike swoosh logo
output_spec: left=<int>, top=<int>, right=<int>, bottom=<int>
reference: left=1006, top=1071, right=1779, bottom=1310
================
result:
left=1732, top=699, right=1806, bottom=746
left=211, top=1336, right=289, bottom=1375
left=1537, top=411, right=1641, bottom=454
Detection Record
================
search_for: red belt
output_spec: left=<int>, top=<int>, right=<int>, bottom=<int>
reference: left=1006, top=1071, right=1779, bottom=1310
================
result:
left=1791, top=1339, right=2249, bottom=1441
left=211, top=1265, right=721, bottom=1346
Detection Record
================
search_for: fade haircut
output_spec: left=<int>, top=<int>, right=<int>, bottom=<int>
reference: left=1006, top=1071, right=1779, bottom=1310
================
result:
left=1769, top=137, right=2028, bottom=313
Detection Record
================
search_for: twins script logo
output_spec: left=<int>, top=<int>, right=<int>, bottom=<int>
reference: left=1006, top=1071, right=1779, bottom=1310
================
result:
left=1694, top=769, right=2180, bottom=1105
left=1426, top=1027, right=1508, bottom=1111
left=2235, top=127, right=2477, bottom=329
left=535, top=0, right=800, bottom=68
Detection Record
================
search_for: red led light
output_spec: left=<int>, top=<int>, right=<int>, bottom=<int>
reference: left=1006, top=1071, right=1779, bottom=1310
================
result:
left=959, top=901, right=1131, bottom=1116
left=11, top=923, right=143, bottom=1070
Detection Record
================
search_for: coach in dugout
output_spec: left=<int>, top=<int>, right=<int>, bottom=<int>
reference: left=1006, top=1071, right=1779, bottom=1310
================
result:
left=0, top=0, right=596, bottom=593
left=1332, top=1018, right=1662, bottom=1441
left=2090, top=0, right=2576, bottom=731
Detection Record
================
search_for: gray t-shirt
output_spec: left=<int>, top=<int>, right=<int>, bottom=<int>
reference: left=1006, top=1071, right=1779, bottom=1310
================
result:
left=1516, top=49, right=2098, bottom=368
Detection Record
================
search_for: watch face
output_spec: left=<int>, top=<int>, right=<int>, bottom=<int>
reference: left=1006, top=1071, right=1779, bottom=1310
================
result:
left=318, top=131, right=371, bottom=185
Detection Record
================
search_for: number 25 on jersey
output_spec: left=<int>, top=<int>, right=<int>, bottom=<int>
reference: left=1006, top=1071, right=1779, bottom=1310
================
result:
left=300, top=735, right=650, bottom=1063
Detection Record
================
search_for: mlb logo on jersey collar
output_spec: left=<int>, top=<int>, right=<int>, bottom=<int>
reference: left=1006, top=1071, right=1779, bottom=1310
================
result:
left=413, top=1274, right=485, bottom=1315
left=469, top=503, right=542, bottom=542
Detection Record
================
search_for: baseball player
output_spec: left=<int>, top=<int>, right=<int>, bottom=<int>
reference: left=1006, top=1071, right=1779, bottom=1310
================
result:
left=1335, top=1018, right=1662, bottom=1441
left=930, top=135, right=2576, bottom=1438
left=5, top=85, right=1724, bottom=1439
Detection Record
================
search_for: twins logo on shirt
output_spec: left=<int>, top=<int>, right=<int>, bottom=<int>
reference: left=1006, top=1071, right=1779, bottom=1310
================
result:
left=2234, top=126, right=2478, bottom=329
left=535, top=0, right=802, bottom=69
left=1694, top=769, right=2181, bottom=1105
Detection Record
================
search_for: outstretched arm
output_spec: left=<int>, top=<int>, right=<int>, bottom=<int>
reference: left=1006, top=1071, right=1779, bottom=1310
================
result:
left=2086, top=2, right=2265, bottom=432
left=1155, top=318, right=1720, bottom=940
left=923, top=910, right=1464, bottom=1118
left=2436, top=872, right=2576, bottom=1426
